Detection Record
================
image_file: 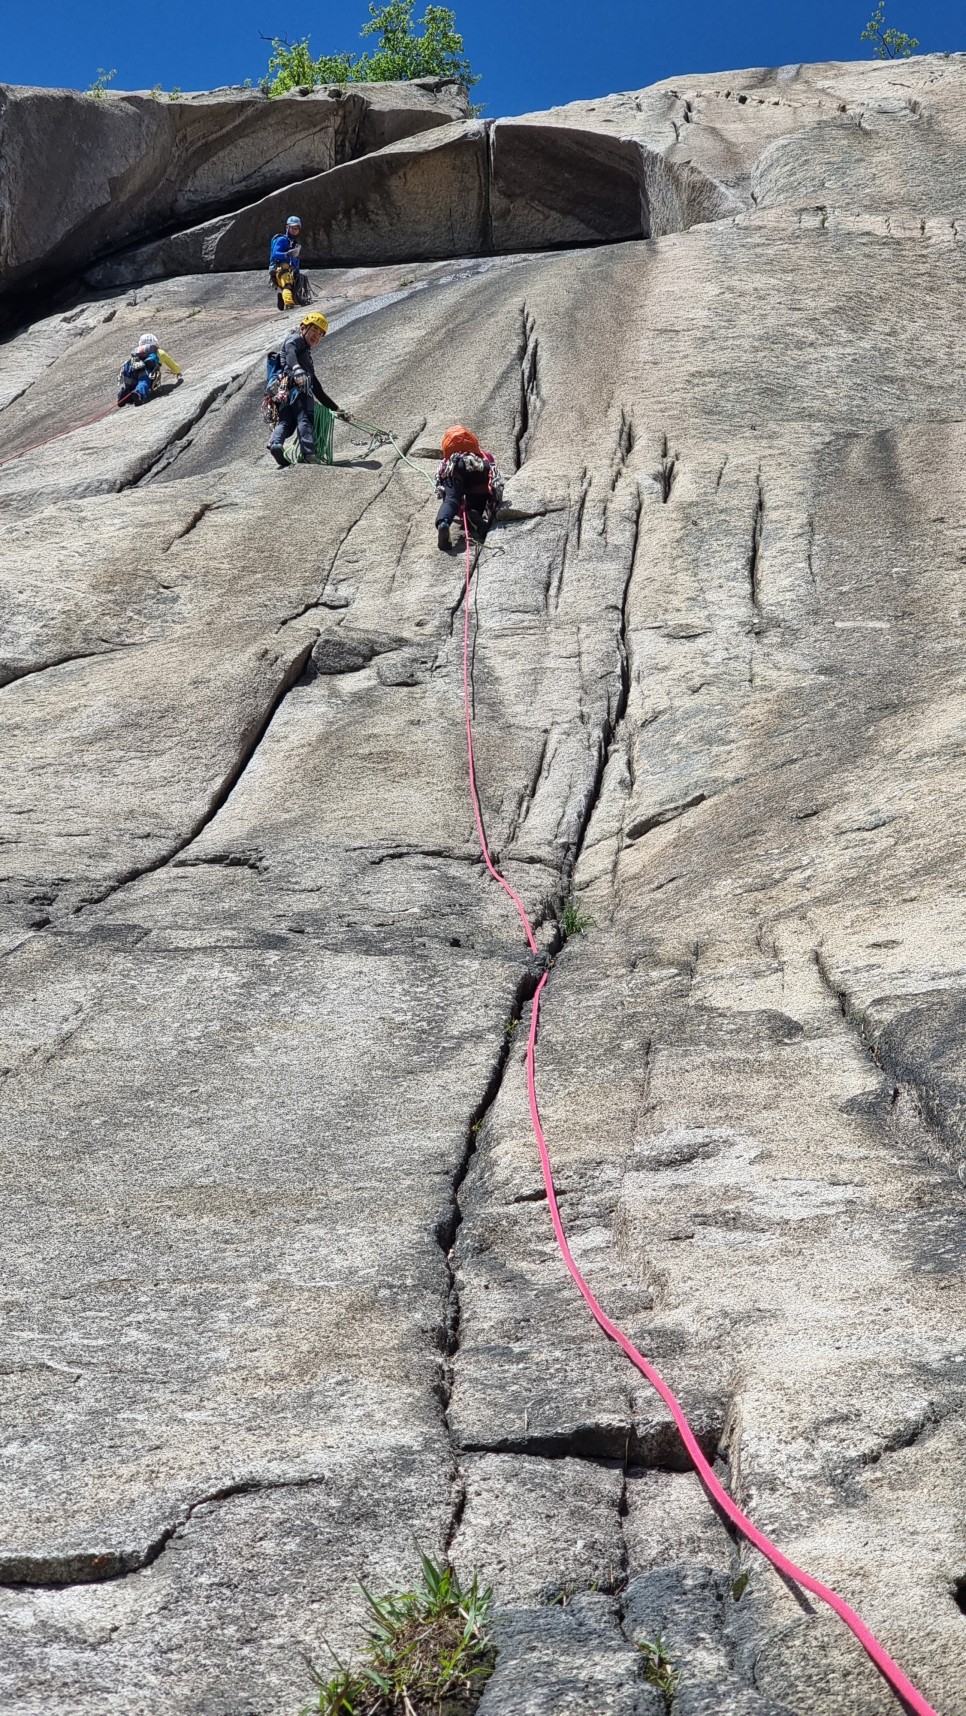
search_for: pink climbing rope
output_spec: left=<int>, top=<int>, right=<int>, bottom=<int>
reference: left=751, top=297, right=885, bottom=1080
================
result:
left=459, top=510, right=938, bottom=1716
left=0, top=394, right=134, bottom=469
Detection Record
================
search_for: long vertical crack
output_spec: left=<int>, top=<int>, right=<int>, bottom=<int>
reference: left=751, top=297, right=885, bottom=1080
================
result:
left=565, top=485, right=641, bottom=892
left=438, top=962, right=545, bottom=1555
left=116, top=375, right=246, bottom=491
left=512, top=303, right=541, bottom=472
left=749, top=469, right=764, bottom=622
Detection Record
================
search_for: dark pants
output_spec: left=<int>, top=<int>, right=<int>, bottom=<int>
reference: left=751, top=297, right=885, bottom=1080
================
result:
left=268, top=392, right=314, bottom=459
left=436, top=482, right=491, bottom=535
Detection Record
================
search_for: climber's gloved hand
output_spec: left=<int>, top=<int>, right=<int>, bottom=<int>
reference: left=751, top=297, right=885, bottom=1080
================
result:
left=336, top=408, right=351, bottom=422
left=292, top=368, right=308, bottom=391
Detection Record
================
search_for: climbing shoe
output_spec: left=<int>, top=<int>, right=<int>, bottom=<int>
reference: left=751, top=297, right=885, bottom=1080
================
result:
left=437, top=523, right=451, bottom=551
left=276, top=291, right=285, bottom=311
left=268, top=446, right=287, bottom=469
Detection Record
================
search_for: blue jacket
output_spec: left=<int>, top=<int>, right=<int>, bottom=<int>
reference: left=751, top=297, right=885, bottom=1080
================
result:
left=269, top=233, right=301, bottom=273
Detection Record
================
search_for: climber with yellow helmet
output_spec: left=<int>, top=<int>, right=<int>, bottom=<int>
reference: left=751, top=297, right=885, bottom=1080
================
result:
left=265, top=312, right=348, bottom=469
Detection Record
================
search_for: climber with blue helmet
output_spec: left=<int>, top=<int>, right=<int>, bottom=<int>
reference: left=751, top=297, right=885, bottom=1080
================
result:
left=116, top=332, right=183, bottom=407
left=269, top=214, right=312, bottom=311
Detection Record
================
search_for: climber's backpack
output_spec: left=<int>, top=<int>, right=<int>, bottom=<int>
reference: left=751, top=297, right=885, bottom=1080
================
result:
left=117, top=355, right=152, bottom=401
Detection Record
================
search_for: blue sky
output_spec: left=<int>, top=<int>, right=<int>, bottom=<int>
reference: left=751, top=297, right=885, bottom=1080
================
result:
left=5, top=2, right=963, bottom=117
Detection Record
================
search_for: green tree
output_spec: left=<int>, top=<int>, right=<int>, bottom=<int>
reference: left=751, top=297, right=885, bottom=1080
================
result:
left=861, top=2, right=920, bottom=58
left=264, top=2, right=479, bottom=97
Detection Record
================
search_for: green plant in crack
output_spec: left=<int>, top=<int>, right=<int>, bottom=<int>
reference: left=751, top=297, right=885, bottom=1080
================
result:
left=558, top=896, right=595, bottom=940
left=301, top=1548, right=494, bottom=1715
left=638, top=1634, right=680, bottom=1700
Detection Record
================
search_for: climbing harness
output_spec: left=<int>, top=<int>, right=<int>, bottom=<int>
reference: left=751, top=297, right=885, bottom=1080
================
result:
left=458, top=507, right=938, bottom=1716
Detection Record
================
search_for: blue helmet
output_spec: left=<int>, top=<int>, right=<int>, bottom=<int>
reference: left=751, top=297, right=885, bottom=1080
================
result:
left=286, top=214, right=302, bottom=229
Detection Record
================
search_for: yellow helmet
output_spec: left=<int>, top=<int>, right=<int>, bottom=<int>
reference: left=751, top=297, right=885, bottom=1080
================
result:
left=300, top=311, right=329, bottom=335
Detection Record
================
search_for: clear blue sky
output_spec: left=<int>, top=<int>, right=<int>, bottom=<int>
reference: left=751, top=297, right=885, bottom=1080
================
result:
left=5, top=2, right=963, bottom=117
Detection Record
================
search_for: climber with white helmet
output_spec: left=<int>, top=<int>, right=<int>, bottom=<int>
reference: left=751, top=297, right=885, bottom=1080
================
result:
left=265, top=311, right=348, bottom=468
left=269, top=213, right=312, bottom=310
left=116, top=332, right=183, bottom=407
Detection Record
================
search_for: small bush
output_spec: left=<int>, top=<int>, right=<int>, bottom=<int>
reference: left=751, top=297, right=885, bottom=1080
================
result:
left=301, top=1549, right=494, bottom=1716
left=861, top=3, right=920, bottom=58
left=87, top=68, right=116, bottom=99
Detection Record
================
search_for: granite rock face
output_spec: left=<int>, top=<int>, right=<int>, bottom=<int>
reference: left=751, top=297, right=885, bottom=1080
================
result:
left=2, top=51, right=966, bottom=1716
left=84, top=52, right=966, bottom=286
left=0, top=79, right=468, bottom=299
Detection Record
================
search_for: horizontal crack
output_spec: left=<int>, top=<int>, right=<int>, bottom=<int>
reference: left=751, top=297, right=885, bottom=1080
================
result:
left=0, top=1473, right=328, bottom=1590
left=0, top=645, right=132, bottom=691
left=625, top=793, right=707, bottom=842
left=458, top=1405, right=723, bottom=1469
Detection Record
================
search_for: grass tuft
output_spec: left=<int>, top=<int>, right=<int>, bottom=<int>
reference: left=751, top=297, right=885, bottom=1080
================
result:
left=559, top=896, right=594, bottom=940
left=638, top=1634, right=679, bottom=1699
left=301, top=1549, right=494, bottom=1716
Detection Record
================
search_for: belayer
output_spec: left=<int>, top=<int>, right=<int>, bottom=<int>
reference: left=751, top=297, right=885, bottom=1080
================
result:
left=435, top=426, right=504, bottom=550
left=265, top=311, right=346, bottom=468
left=269, top=214, right=311, bottom=310
left=117, top=333, right=183, bottom=406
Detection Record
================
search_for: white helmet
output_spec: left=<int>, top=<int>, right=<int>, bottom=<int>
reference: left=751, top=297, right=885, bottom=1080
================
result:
left=138, top=332, right=159, bottom=350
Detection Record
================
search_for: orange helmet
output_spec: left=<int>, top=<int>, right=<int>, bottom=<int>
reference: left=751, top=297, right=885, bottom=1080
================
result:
left=441, top=424, right=481, bottom=459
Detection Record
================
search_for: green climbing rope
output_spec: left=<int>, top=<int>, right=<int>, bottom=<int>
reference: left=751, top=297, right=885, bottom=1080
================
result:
left=286, top=402, right=335, bottom=466
left=342, top=414, right=437, bottom=488
left=284, top=408, right=437, bottom=486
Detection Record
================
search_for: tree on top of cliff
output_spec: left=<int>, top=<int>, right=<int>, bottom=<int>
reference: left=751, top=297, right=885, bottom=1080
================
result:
left=264, top=1, right=480, bottom=97
left=861, top=2, right=920, bottom=58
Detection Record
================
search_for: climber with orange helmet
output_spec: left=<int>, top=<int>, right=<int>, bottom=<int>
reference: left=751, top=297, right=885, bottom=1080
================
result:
left=266, top=311, right=348, bottom=468
left=435, top=425, right=505, bottom=550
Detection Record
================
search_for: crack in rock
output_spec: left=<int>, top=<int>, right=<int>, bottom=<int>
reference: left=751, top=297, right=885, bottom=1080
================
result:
left=73, top=635, right=316, bottom=916
left=0, top=1473, right=330, bottom=1590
